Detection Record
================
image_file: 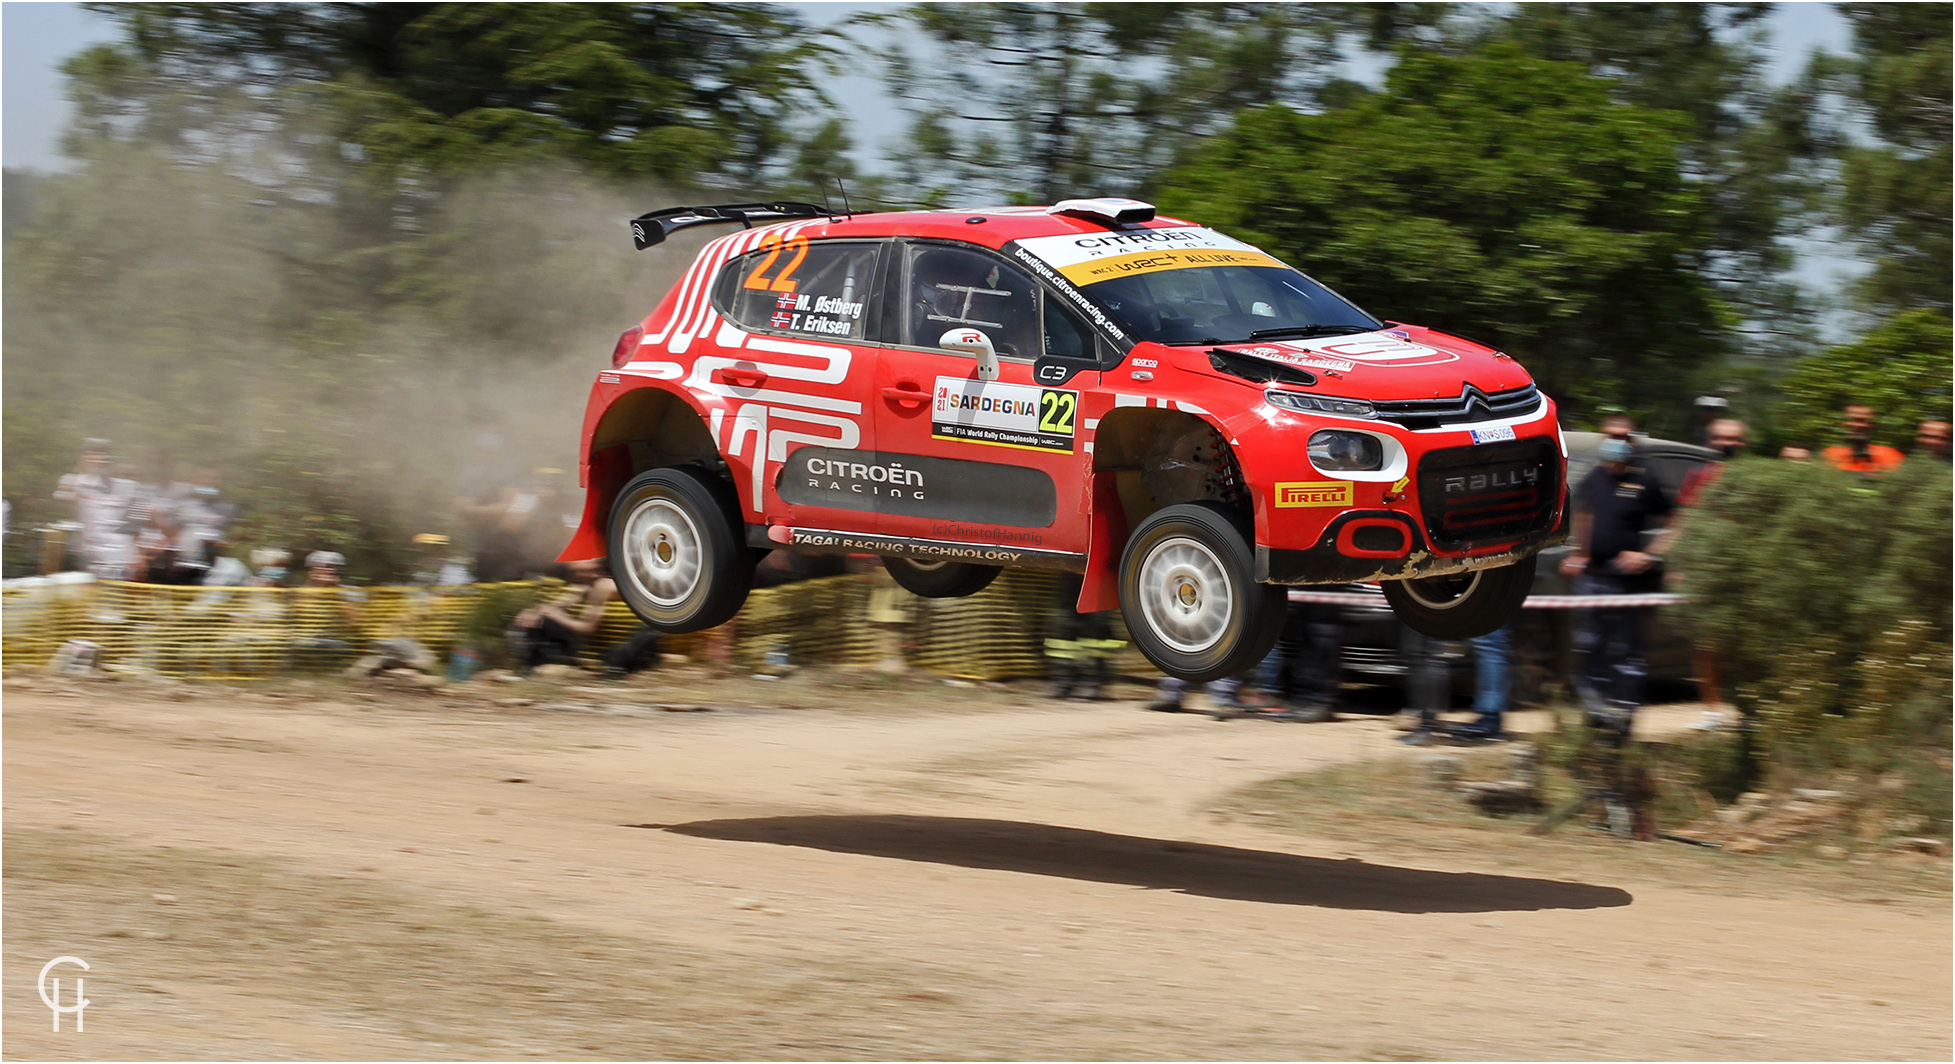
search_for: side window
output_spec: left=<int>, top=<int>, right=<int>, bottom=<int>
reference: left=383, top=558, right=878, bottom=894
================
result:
left=716, top=238, right=877, bottom=340
left=1042, top=290, right=1095, bottom=361
left=903, top=244, right=1039, bottom=358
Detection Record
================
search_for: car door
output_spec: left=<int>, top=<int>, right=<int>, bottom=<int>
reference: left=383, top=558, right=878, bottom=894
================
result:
left=709, top=236, right=884, bottom=536
left=870, top=241, right=1101, bottom=558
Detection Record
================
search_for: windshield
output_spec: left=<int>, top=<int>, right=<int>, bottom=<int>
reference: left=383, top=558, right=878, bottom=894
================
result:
left=1080, top=265, right=1380, bottom=346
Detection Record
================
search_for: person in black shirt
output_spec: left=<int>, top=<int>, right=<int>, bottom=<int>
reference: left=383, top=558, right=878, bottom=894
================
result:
left=1560, top=437, right=1673, bottom=713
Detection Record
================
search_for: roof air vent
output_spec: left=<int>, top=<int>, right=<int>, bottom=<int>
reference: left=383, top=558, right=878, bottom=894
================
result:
left=1047, top=198, right=1156, bottom=225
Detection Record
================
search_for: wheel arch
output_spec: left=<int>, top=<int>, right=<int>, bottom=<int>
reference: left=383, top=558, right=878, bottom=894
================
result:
left=560, top=386, right=731, bottom=562
left=1076, top=406, right=1254, bottom=612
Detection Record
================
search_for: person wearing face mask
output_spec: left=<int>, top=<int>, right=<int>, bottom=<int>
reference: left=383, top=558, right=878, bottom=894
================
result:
left=1677, top=418, right=1746, bottom=508
left=1560, top=434, right=1672, bottom=719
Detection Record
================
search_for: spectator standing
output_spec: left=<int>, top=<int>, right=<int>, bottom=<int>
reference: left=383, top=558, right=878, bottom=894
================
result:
left=1677, top=418, right=1747, bottom=508
left=1247, top=597, right=1342, bottom=722
left=1822, top=404, right=1905, bottom=475
left=1675, top=419, right=1746, bottom=708
left=459, top=468, right=575, bottom=582
left=53, top=440, right=134, bottom=579
left=1561, top=436, right=1672, bottom=717
left=166, top=466, right=233, bottom=585
left=1914, top=419, right=1951, bottom=462
left=1045, top=572, right=1123, bottom=700
left=1459, top=623, right=1514, bottom=740
left=1689, top=395, right=1730, bottom=447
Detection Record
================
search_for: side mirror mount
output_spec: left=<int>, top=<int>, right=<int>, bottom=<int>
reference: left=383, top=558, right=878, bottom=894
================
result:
left=938, top=328, right=999, bottom=382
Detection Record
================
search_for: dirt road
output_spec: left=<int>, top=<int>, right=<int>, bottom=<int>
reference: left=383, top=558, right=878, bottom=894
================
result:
left=6, top=674, right=1949, bottom=1060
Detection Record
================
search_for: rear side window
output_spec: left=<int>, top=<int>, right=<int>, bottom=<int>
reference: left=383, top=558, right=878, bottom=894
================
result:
left=716, top=238, right=878, bottom=340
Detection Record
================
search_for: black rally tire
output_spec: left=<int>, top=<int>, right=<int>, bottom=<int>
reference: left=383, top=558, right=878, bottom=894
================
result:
left=1118, top=502, right=1286, bottom=683
left=607, top=467, right=756, bottom=633
left=1382, top=555, right=1536, bottom=640
left=881, top=555, right=1001, bottom=598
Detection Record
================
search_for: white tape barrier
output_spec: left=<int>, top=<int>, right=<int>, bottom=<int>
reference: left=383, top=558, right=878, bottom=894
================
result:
left=1286, top=590, right=1690, bottom=609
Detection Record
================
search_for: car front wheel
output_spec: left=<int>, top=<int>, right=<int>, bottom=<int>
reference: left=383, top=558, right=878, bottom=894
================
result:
left=881, top=555, right=1001, bottom=598
left=1119, top=502, right=1285, bottom=682
left=608, top=467, right=755, bottom=633
left=1382, top=555, right=1535, bottom=640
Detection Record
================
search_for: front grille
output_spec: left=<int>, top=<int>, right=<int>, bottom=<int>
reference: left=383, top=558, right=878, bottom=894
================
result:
left=1415, top=437, right=1560, bottom=549
left=1374, top=383, right=1541, bottom=429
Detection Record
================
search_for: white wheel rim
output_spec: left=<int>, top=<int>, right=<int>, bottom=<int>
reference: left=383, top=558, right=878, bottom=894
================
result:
left=1137, top=535, right=1234, bottom=654
left=1404, top=570, right=1482, bottom=611
left=897, top=557, right=948, bottom=572
left=622, top=497, right=705, bottom=609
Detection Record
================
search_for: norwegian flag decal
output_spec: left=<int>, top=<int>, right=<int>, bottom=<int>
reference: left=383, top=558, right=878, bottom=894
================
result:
left=776, top=293, right=798, bottom=310
left=770, top=311, right=793, bottom=328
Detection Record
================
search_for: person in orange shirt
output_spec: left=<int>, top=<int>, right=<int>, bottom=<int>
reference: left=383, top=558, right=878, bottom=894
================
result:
left=1822, top=404, right=1905, bottom=475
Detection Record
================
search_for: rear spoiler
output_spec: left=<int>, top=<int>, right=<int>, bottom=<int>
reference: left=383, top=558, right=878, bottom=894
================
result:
left=628, top=202, right=860, bottom=250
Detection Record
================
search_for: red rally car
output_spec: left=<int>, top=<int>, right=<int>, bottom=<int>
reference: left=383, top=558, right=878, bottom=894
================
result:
left=561, top=198, right=1568, bottom=681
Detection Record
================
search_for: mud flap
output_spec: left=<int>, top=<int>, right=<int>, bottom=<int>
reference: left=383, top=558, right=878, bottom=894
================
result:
left=558, top=445, right=633, bottom=562
left=1075, top=471, right=1126, bottom=613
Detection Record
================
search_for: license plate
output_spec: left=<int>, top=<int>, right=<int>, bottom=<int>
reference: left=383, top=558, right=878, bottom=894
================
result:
left=1470, top=425, right=1517, bottom=444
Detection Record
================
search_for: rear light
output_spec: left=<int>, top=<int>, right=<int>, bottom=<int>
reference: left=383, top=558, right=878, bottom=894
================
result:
left=611, top=326, right=645, bottom=368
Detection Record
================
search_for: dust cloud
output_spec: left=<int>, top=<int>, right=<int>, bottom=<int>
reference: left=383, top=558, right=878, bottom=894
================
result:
left=4, top=148, right=710, bottom=578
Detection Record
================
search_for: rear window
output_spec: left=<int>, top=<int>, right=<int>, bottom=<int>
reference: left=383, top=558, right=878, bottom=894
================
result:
left=715, top=238, right=878, bottom=340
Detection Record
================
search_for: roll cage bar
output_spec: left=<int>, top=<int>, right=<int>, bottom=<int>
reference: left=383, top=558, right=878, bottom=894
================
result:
left=629, top=202, right=863, bottom=250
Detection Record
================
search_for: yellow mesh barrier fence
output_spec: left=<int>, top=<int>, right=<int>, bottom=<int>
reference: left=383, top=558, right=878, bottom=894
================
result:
left=2, top=572, right=1162, bottom=683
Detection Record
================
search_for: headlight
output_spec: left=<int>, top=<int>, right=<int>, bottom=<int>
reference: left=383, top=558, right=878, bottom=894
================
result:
left=1265, top=390, right=1376, bottom=418
left=1309, top=430, right=1385, bottom=471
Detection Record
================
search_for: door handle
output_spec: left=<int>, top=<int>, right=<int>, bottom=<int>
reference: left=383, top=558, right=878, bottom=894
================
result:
left=716, top=366, right=768, bottom=387
left=882, top=386, right=928, bottom=407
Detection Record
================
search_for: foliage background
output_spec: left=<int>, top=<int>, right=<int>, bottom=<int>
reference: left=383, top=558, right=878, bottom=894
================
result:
left=5, top=1, right=1949, bottom=594
left=1671, top=459, right=1950, bottom=817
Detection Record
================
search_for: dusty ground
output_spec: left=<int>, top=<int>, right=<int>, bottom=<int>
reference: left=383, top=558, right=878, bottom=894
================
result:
left=5, top=669, right=1949, bottom=1061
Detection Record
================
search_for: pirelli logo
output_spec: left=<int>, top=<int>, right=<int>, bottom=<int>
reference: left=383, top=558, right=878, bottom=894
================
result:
left=1275, top=481, right=1354, bottom=508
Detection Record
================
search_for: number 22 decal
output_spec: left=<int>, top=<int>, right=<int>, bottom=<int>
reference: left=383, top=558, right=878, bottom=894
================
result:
left=742, top=232, right=809, bottom=294
left=1038, top=390, right=1077, bottom=435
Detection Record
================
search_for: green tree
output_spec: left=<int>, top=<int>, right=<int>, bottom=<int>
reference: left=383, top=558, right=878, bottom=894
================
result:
left=1817, top=4, right=1952, bottom=314
left=68, top=3, right=829, bottom=186
left=866, top=3, right=1348, bottom=204
left=1772, top=309, right=1953, bottom=451
left=1156, top=47, right=1726, bottom=432
left=1476, top=4, right=1822, bottom=339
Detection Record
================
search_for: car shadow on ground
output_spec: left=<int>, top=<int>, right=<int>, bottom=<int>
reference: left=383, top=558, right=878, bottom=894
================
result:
left=645, top=815, right=1631, bottom=914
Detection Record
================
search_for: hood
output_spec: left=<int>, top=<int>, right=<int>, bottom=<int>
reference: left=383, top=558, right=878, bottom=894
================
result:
left=1183, top=324, right=1534, bottom=400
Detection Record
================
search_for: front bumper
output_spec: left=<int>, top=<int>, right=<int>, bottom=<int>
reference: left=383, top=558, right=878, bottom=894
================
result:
left=1257, top=436, right=1567, bottom=585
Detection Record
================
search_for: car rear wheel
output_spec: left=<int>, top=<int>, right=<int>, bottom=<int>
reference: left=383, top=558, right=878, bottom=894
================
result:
left=609, top=467, right=755, bottom=633
left=1119, top=502, right=1285, bottom=682
left=881, top=555, right=1001, bottom=598
left=1382, top=556, right=1535, bottom=640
